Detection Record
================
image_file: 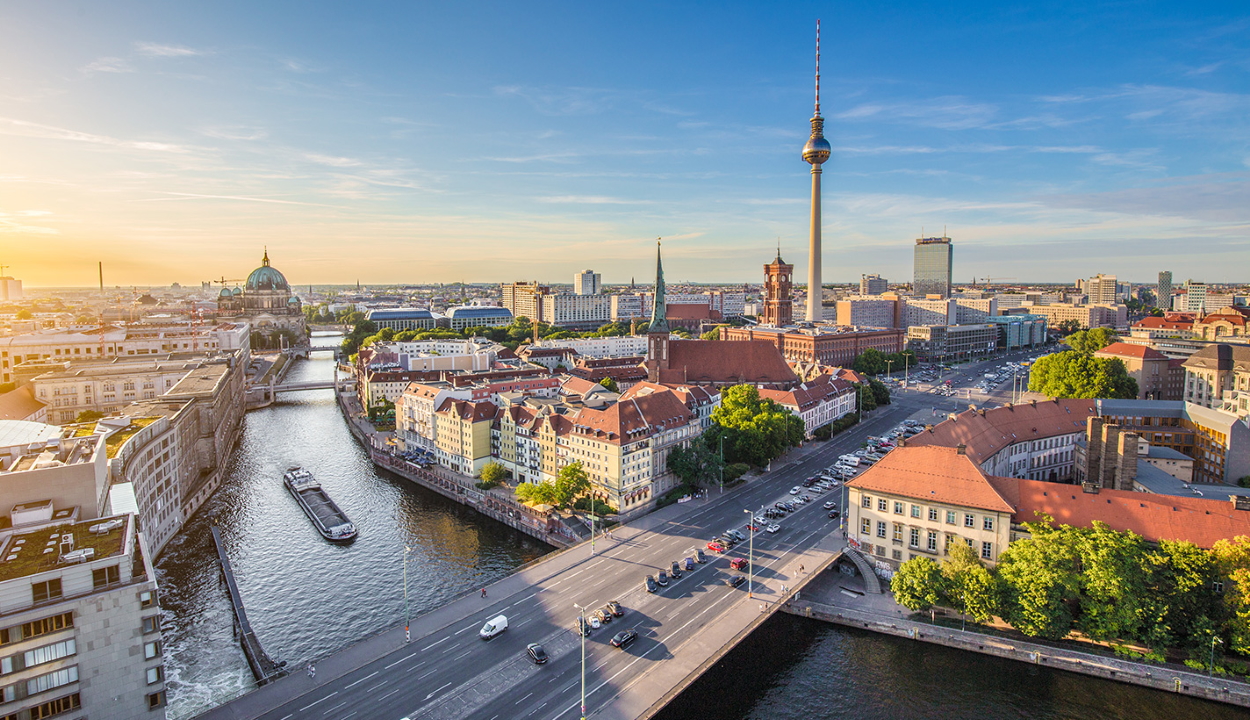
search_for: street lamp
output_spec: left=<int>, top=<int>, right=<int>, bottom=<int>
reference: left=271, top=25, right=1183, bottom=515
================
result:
left=402, top=545, right=413, bottom=643
left=718, top=435, right=725, bottom=494
left=743, top=508, right=755, bottom=598
left=1210, top=636, right=1222, bottom=677
left=574, top=603, right=587, bottom=720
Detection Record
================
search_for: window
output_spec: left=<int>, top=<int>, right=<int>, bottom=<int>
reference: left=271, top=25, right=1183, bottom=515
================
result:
left=877, top=499, right=887, bottom=512
left=964, top=513, right=975, bottom=528
left=861, top=495, right=871, bottom=509
left=891, top=549, right=902, bottom=561
left=909, top=528, right=920, bottom=548
left=876, top=521, right=887, bottom=539
left=92, top=565, right=120, bottom=589
left=146, top=666, right=163, bottom=685
left=861, top=518, right=871, bottom=535
left=32, top=580, right=62, bottom=604
left=892, top=523, right=903, bottom=543
left=910, top=504, right=921, bottom=518
left=927, top=531, right=938, bottom=552
left=28, top=693, right=80, bottom=720
left=142, top=616, right=160, bottom=634
left=893, top=502, right=904, bottom=515
left=20, top=614, right=73, bottom=641
left=928, top=508, right=938, bottom=521
left=1213, top=580, right=1225, bottom=594
left=983, top=517, right=994, bottom=532
left=143, top=641, right=161, bottom=660
left=24, top=640, right=75, bottom=668
left=26, top=666, right=78, bottom=695
left=982, top=541, right=994, bottom=559
left=946, top=510, right=956, bottom=525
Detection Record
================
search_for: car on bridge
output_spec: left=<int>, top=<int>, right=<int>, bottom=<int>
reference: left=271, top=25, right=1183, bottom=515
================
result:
left=724, top=574, right=746, bottom=588
left=526, top=643, right=548, bottom=665
left=610, top=628, right=638, bottom=649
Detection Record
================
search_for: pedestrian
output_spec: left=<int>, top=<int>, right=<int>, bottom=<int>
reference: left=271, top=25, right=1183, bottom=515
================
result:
left=308, top=663, right=316, bottom=680
left=481, top=588, right=487, bottom=598
left=799, top=564, right=805, bottom=574
left=759, top=603, right=765, bottom=614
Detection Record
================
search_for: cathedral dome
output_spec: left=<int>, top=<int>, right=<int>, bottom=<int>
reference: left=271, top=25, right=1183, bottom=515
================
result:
left=219, top=287, right=234, bottom=298
left=245, top=250, right=290, bottom=292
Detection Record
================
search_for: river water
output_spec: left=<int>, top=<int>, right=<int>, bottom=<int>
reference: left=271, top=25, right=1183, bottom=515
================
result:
left=157, top=336, right=1242, bottom=720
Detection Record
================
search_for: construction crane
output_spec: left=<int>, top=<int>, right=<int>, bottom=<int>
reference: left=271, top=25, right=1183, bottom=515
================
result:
left=979, top=277, right=1016, bottom=289
left=211, top=276, right=244, bottom=286
left=0, top=264, right=8, bottom=275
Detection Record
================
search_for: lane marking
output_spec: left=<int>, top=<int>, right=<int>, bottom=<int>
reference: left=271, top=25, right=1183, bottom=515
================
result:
left=366, top=681, right=388, bottom=692
left=424, top=681, right=453, bottom=701
left=322, top=700, right=348, bottom=715
left=420, top=637, right=448, bottom=651
left=379, top=687, right=402, bottom=701
left=384, top=652, right=415, bottom=669
left=418, top=667, right=438, bottom=679
left=299, top=692, right=339, bottom=712
left=344, top=671, right=377, bottom=689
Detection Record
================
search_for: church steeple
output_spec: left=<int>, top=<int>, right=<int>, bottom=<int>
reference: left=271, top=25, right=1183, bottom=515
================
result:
left=649, top=239, right=670, bottom=334
left=262, top=246, right=270, bottom=267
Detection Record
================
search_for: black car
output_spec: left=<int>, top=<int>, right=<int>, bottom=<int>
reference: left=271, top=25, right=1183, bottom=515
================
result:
left=723, top=574, right=746, bottom=588
left=606, top=600, right=623, bottom=617
left=828, top=510, right=840, bottom=519
left=527, top=643, right=548, bottom=664
left=670, top=561, right=683, bottom=578
left=576, top=617, right=591, bottom=636
left=595, top=608, right=612, bottom=624
left=657, top=570, right=669, bottom=586
left=695, top=549, right=708, bottom=563
left=610, top=628, right=638, bottom=649
left=644, top=575, right=658, bottom=593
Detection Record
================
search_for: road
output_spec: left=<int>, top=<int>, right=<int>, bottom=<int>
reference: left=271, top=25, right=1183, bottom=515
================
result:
left=243, top=403, right=920, bottom=720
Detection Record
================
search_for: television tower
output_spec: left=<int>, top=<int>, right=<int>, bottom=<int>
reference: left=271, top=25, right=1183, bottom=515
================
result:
left=802, top=20, right=831, bottom=322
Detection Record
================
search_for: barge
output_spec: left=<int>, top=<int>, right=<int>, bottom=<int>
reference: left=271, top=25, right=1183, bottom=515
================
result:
left=283, top=467, right=358, bottom=542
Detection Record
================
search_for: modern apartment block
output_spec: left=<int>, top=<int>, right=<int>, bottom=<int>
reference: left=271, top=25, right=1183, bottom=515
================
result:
left=859, top=274, right=888, bottom=296
left=834, top=296, right=901, bottom=329
left=912, top=236, right=953, bottom=298
left=500, top=282, right=550, bottom=323
left=905, top=323, right=998, bottom=362
left=573, top=270, right=601, bottom=296
left=1157, top=271, right=1173, bottom=309
left=1085, top=273, right=1119, bottom=304
left=538, top=293, right=611, bottom=329
left=29, top=355, right=226, bottom=426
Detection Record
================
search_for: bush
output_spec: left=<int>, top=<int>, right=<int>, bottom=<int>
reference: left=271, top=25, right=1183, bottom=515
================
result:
left=1238, top=476, right=1250, bottom=489
left=573, top=497, right=617, bottom=516
left=656, top=484, right=696, bottom=509
left=475, top=481, right=499, bottom=491
left=723, top=463, right=749, bottom=485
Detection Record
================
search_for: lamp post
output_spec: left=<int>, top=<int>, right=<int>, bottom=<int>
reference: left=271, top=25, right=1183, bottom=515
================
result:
left=886, top=359, right=894, bottom=378
left=1210, top=636, right=1222, bottom=677
left=744, top=508, right=755, bottom=598
left=402, top=545, right=412, bottom=643
left=903, top=352, right=910, bottom=388
left=718, top=435, right=725, bottom=494
left=573, top=603, right=587, bottom=720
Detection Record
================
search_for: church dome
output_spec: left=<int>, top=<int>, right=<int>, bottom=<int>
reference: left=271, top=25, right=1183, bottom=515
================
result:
left=219, top=287, right=234, bottom=298
left=245, top=250, right=290, bottom=292
left=232, top=287, right=243, bottom=296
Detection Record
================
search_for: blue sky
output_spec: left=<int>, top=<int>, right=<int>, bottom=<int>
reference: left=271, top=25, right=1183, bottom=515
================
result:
left=1, top=1, right=1247, bottom=287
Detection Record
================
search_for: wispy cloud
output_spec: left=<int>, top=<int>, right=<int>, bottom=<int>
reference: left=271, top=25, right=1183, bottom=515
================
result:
left=135, top=192, right=336, bottom=207
left=0, top=212, right=58, bottom=235
left=0, top=117, right=188, bottom=153
left=200, top=126, right=268, bottom=141
left=303, top=153, right=362, bottom=167
left=535, top=195, right=645, bottom=205
left=494, top=85, right=611, bottom=116
left=1186, top=62, right=1224, bottom=76
left=81, top=57, right=133, bottom=74
left=836, top=97, right=998, bottom=130
left=133, top=42, right=202, bottom=57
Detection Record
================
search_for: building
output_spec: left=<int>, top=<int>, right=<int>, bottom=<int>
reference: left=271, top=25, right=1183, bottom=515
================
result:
left=573, top=271, right=601, bottom=296
left=835, top=295, right=901, bottom=329
left=1158, top=271, right=1173, bottom=310
left=0, top=420, right=166, bottom=719
left=442, top=306, right=512, bottom=331
left=539, top=293, right=611, bottom=329
left=801, top=32, right=831, bottom=322
left=903, top=297, right=955, bottom=327
left=1179, top=280, right=1208, bottom=313
left=360, top=339, right=499, bottom=373
left=757, top=372, right=856, bottom=437
left=1193, top=306, right=1250, bottom=342
left=534, top=335, right=648, bottom=358
left=762, top=253, right=795, bottom=327
left=1094, top=342, right=1184, bottom=401
left=365, top=308, right=439, bottom=332
left=0, top=386, right=46, bottom=423
left=1095, top=399, right=1249, bottom=485
left=500, top=282, right=550, bottom=322
left=215, top=251, right=306, bottom=345
left=913, top=236, right=953, bottom=298
left=952, top=295, right=998, bottom=324
left=1183, top=344, right=1250, bottom=418
left=720, top=325, right=905, bottom=368
left=29, top=356, right=220, bottom=425
left=609, top=294, right=644, bottom=322
left=905, top=324, right=998, bottom=362
left=0, top=276, right=22, bottom=301
left=1026, top=302, right=1127, bottom=331
left=1085, top=273, right=1119, bottom=304
left=985, top=314, right=1048, bottom=350
left=860, top=274, right=888, bottom=296
left=432, top=399, right=496, bottom=476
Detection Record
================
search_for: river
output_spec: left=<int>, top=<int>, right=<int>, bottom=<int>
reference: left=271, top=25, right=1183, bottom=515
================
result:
left=157, top=337, right=1242, bottom=720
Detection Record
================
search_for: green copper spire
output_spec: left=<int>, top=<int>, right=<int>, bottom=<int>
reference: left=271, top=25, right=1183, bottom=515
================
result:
left=649, top=239, right=670, bottom=333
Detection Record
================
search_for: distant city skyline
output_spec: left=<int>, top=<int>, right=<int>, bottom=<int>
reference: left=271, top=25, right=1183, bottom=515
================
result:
left=2, top=2, right=1248, bottom=287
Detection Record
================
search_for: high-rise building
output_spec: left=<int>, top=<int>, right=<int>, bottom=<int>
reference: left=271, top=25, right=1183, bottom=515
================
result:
left=573, top=270, right=601, bottom=296
left=1157, top=271, right=1173, bottom=309
left=860, top=274, right=888, bottom=295
left=762, top=252, right=794, bottom=326
left=500, top=281, right=550, bottom=322
left=1181, top=279, right=1208, bottom=313
left=801, top=21, right=831, bottom=322
left=1086, top=273, right=1119, bottom=304
left=0, top=276, right=22, bottom=301
left=913, top=236, right=953, bottom=298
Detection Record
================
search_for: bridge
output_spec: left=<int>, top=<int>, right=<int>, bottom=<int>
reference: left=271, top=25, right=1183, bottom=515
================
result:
left=193, top=403, right=916, bottom=720
left=244, top=379, right=351, bottom=409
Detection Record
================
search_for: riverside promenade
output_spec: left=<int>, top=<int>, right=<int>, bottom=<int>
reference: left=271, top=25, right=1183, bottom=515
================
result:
left=784, top=558, right=1250, bottom=709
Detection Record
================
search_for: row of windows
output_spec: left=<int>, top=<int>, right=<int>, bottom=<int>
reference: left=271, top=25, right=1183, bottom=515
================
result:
left=862, top=496, right=994, bottom=531
left=862, top=518, right=995, bottom=559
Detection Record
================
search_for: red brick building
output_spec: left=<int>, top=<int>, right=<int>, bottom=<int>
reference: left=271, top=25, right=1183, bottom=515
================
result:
left=719, top=325, right=905, bottom=367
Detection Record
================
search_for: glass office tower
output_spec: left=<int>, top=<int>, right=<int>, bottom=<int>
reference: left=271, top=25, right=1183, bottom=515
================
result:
left=913, top=236, right=953, bottom=298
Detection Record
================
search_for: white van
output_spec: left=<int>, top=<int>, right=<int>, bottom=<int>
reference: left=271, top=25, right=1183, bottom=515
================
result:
left=479, top=614, right=508, bottom=640
left=839, top=455, right=861, bottom=467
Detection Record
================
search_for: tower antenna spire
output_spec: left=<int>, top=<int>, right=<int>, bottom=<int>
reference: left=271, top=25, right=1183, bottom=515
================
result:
left=815, top=19, right=821, bottom=115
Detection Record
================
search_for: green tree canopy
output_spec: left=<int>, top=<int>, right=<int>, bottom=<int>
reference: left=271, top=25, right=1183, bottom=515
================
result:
left=996, top=517, right=1082, bottom=639
left=1211, top=535, right=1250, bottom=655
left=598, top=377, right=619, bottom=393
left=552, top=461, right=592, bottom=509
left=1063, top=328, right=1119, bottom=354
left=891, top=557, right=946, bottom=612
left=514, top=481, right=559, bottom=506
left=942, top=542, right=1001, bottom=623
left=1028, top=351, right=1138, bottom=399
left=852, top=348, right=886, bottom=375
left=708, top=385, right=805, bottom=465
left=666, top=434, right=726, bottom=489
left=479, top=461, right=508, bottom=485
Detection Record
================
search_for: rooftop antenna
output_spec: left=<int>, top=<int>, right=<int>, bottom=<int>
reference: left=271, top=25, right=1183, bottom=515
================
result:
left=814, top=19, right=821, bottom=115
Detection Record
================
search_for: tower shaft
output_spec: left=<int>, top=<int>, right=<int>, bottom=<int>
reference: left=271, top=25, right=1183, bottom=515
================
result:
left=806, top=166, right=822, bottom=322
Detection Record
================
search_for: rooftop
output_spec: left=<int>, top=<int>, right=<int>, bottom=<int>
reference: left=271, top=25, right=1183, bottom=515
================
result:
left=1095, top=342, right=1168, bottom=361
left=906, top=399, right=1097, bottom=464
left=105, top=417, right=159, bottom=458
left=847, top=445, right=1016, bottom=513
left=0, top=514, right=130, bottom=582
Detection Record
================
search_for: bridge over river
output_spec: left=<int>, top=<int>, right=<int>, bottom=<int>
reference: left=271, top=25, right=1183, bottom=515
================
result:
left=193, top=427, right=870, bottom=720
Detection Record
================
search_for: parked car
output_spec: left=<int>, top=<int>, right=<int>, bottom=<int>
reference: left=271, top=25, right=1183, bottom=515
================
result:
left=645, top=575, right=658, bottom=593
left=670, top=561, right=683, bottom=579
left=606, top=600, right=623, bottom=617
left=707, top=541, right=726, bottom=553
left=610, top=628, right=638, bottom=649
left=766, top=523, right=781, bottom=533
left=695, top=549, right=708, bottom=563
left=526, top=643, right=548, bottom=664
left=576, top=616, right=592, bottom=636
left=685, top=557, right=695, bottom=571
left=657, top=571, right=669, bottom=586
left=729, top=557, right=748, bottom=571
left=790, top=486, right=801, bottom=495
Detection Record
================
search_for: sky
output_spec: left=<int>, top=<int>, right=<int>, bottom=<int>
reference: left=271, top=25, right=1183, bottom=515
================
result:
left=1, top=1, right=1248, bottom=288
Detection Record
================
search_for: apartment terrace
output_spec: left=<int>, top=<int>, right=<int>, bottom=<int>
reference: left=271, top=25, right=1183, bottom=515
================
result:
left=0, top=514, right=129, bottom=582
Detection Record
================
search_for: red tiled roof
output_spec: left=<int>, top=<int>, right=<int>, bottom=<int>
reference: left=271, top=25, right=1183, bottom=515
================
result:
left=989, top=477, right=1250, bottom=549
left=1095, top=342, right=1168, bottom=361
left=656, top=340, right=798, bottom=386
left=1133, top=317, right=1194, bottom=331
left=847, top=446, right=1016, bottom=513
left=435, top=398, right=497, bottom=422
left=906, top=399, right=1096, bottom=465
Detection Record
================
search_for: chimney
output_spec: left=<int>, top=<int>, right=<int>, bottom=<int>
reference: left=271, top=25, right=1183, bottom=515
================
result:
left=1100, top=424, right=1121, bottom=489
left=1115, top=431, right=1139, bottom=491
left=1031, top=399, right=1037, bottom=407
left=1005, top=402, right=1013, bottom=410
left=1081, top=482, right=1101, bottom=494
left=956, top=444, right=967, bottom=456
left=1083, top=417, right=1104, bottom=485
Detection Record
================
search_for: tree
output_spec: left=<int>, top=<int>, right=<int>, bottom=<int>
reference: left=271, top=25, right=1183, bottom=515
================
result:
left=1072, top=523, right=1148, bottom=642
left=1056, top=319, right=1081, bottom=335
left=552, top=461, right=591, bottom=509
left=891, top=557, right=946, bottom=612
left=708, top=385, right=805, bottom=466
left=852, top=348, right=886, bottom=375
left=15, top=309, right=32, bottom=320
left=75, top=410, right=105, bottom=423
left=1211, top=536, right=1250, bottom=655
left=1028, top=351, right=1139, bottom=399
left=867, top=377, right=891, bottom=406
left=1063, top=328, right=1118, bottom=354
left=479, top=461, right=507, bottom=485
left=514, top=481, right=559, bottom=506
left=942, top=543, right=1000, bottom=623
left=598, top=377, right=619, bottom=393
left=1139, top=540, right=1222, bottom=651
left=666, top=434, right=725, bottom=489
left=700, top=328, right=722, bottom=341
left=854, top=383, right=878, bottom=413
left=996, top=518, right=1082, bottom=639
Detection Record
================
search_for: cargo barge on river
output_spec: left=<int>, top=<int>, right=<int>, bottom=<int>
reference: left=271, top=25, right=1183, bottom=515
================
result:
left=283, top=467, right=358, bottom=542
